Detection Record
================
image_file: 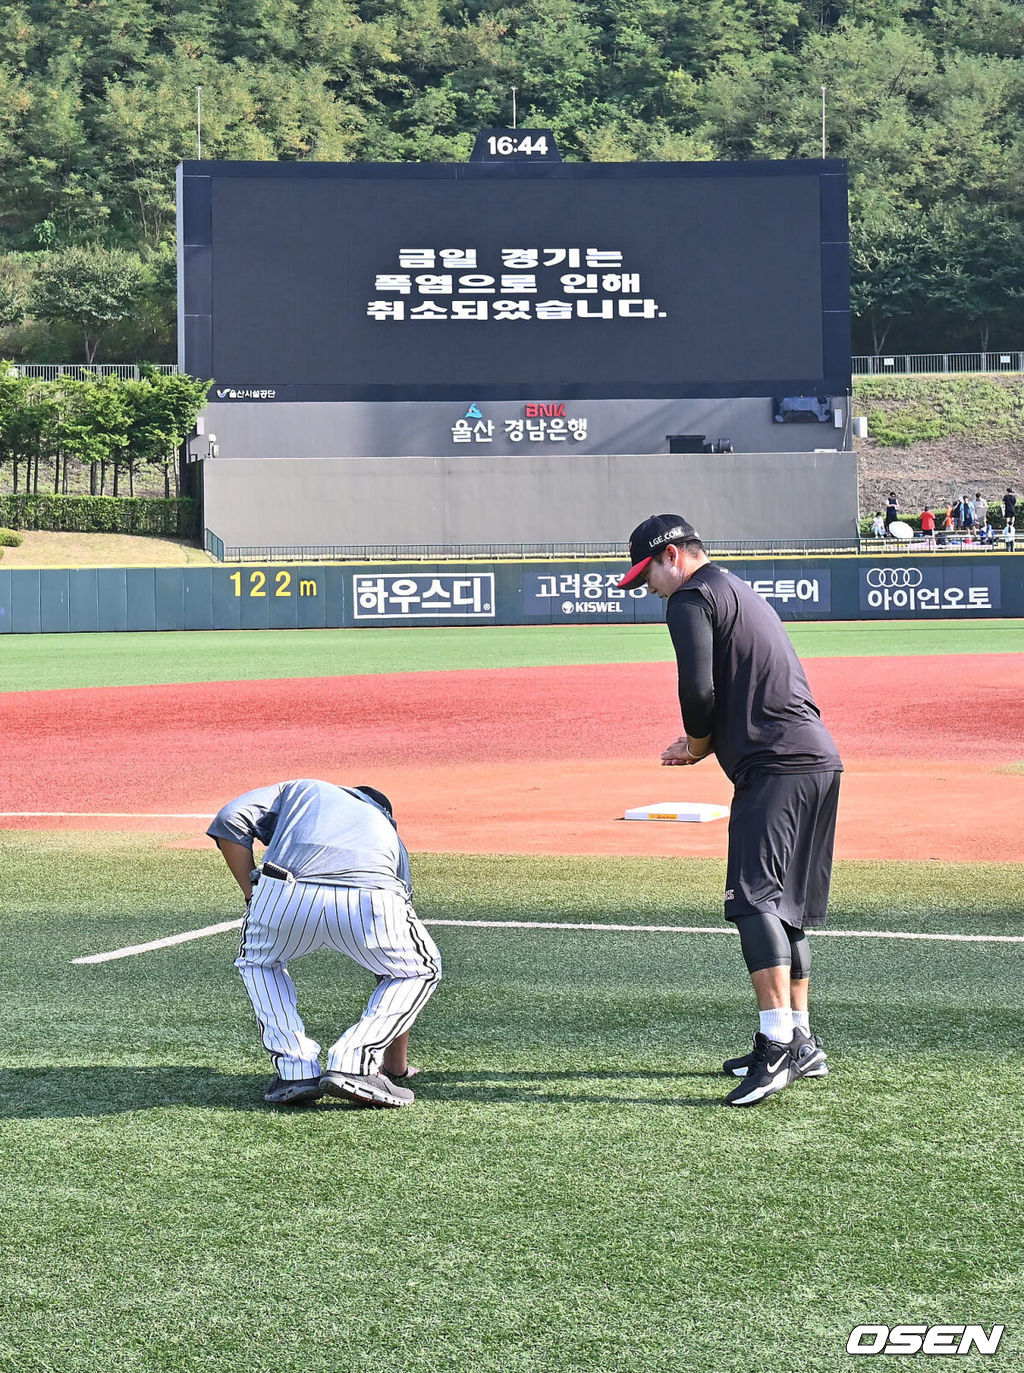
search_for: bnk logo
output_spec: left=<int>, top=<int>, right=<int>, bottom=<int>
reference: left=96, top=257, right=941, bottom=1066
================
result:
left=525, top=403, right=566, bottom=418
left=847, top=1324, right=1004, bottom=1356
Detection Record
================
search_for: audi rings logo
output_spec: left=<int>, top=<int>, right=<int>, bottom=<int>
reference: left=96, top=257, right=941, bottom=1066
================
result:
left=865, top=567, right=923, bottom=588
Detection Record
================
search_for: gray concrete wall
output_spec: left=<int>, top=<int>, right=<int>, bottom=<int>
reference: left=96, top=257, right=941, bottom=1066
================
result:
left=196, top=396, right=851, bottom=460
left=201, top=449, right=860, bottom=548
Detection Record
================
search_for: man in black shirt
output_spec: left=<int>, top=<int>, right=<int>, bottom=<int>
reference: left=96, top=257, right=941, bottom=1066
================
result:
left=619, top=514, right=843, bottom=1107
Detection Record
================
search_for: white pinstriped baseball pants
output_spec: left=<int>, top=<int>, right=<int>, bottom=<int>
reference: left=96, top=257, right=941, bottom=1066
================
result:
left=235, top=877, right=442, bottom=1080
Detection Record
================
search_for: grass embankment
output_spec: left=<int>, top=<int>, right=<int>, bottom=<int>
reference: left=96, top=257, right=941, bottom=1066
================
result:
left=853, top=375, right=1024, bottom=449
left=0, top=530, right=209, bottom=567
left=853, top=375, right=1024, bottom=512
left=2, top=834, right=1020, bottom=1373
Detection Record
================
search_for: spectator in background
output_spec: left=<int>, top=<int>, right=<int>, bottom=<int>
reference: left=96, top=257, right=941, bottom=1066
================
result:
left=1004, top=488, right=1017, bottom=525
left=920, top=506, right=936, bottom=550
left=943, top=505, right=955, bottom=532
left=884, top=492, right=899, bottom=532
left=974, top=493, right=987, bottom=529
left=963, top=495, right=976, bottom=531
left=1004, top=519, right=1016, bottom=552
left=952, top=497, right=964, bottom=530
left=870, top=511, right=886, bottom=538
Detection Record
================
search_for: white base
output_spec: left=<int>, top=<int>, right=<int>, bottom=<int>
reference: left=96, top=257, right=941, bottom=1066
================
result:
left=624, top=801, right=730, bottom=823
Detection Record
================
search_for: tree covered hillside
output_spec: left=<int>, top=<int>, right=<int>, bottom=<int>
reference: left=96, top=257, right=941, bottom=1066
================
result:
left=1, top=0, right=1023, bottom=360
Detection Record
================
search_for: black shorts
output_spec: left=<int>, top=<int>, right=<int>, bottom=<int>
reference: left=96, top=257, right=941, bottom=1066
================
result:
left=724, top=770, right=841, bottom=930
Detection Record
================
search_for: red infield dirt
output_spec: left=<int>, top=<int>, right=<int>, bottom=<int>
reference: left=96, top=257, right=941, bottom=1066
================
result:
left=2, top=653, right=1022, bottom=861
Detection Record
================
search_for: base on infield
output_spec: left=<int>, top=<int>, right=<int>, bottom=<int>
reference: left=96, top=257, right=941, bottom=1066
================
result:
left=623, top=802, right=730, bottom=823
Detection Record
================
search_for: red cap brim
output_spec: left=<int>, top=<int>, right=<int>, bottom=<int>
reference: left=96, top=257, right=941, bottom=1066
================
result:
left=617, top=556, right=652, bottom=589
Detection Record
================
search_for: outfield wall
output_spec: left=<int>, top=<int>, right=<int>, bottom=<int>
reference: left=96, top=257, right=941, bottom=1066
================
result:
left=0, top=557, right=1018, bottom=633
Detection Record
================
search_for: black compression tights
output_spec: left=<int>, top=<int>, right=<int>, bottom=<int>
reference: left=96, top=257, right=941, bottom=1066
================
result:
left=735, top=910, right=811, bottom=979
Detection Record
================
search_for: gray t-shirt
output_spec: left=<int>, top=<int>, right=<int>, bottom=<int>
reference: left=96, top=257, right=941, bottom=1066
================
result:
left=207, top=779, right=411, bottom=897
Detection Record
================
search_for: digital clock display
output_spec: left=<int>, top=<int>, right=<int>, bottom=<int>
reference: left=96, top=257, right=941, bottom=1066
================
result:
left=470, top=128, right=562, bottom=162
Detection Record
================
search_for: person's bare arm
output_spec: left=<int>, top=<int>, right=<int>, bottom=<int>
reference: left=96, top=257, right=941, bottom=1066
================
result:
left=215, top=838, right=255, bottom=901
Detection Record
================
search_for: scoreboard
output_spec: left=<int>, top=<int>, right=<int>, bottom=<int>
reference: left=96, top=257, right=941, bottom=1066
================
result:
left=177, top=158, right=849, bottom=404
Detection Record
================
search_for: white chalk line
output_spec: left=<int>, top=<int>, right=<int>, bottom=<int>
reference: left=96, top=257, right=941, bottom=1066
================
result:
left=1, top=812, right=213, bottom=819
left=73, top=920, right=244, bottom=962
left=71, top=916, right=1024, bottom=964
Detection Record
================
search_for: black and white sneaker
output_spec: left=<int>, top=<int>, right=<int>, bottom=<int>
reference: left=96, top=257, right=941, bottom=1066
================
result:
left=790, top=1030, right=829, bottom=1078
left=320, top=1071, right=415, bottom=1108
left=724, top=1033, right=795, bottom=1107
left=263, top=1075, right=324, bottom=1106
left=724, top=1030, right=828, bottom=1079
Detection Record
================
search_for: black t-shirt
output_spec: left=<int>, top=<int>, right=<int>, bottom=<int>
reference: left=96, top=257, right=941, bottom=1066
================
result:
left=665, top=563, right=842, bottom=784
left=1004, top=494, right=1017, bottom=519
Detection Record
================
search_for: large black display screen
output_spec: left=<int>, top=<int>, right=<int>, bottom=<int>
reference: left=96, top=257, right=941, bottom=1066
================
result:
left=179, top=161, right=848, bottom=401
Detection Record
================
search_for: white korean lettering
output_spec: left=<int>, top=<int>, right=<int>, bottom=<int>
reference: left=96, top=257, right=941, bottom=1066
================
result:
left=409, top=302, right=448, bottom=320
left=492, top=300, right=531, bottom=321
left=366, top=301, right=405, bottom=321
left=414, top=274, right=453, bottom=295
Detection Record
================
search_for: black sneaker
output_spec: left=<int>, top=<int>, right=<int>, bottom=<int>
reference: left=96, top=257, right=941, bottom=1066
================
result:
left=790, top=1030, right=829, bottom=1078
left=724, top=1034, right=795, bottom=1107
left=263, top=1074, right=324, bottom=1106
left=320, top=1070, right=415, bottom=1108
left=724, top=1030, right=828, bottom=1079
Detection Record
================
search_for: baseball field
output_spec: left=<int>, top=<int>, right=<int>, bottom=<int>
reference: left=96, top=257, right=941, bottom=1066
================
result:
left=2, top=619, right=1022, bottom=1373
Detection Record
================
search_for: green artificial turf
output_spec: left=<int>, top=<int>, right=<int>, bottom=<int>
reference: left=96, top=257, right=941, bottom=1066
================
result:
left=2, top=834, right=1020, bottom=1373
left=3, top=618, right=1023, bottom=693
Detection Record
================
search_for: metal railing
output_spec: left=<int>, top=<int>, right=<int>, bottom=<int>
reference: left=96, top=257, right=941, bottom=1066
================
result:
left=206, top=539, right=630, bottom=563
left=5, top=363, right=179, bottom=380
left=853, top=351, right=1024, bottom=376
left=203, top=534, right=1017, bottom=564
left=204, top=529, right=226, bottom=561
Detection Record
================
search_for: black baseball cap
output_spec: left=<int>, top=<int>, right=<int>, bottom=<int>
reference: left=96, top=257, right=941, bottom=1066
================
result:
left=618, top=514, right=700, bottom=588
left=354, top=785, right=394, bottom=819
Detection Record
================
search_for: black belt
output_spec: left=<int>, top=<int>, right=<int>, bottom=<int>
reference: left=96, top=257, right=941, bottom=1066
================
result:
left=261, top=861, right=295, bottom=882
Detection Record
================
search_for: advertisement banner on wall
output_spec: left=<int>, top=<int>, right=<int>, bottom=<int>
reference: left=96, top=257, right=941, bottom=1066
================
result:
left=352, top=572, right=495, bottom=620
left=522, top=570, right=664, bottom=621
left=859, top=564, right=1000, bottom=616
left=522, top=563, right=832, bottom=621
left=730, top=567, right=831, bottom=616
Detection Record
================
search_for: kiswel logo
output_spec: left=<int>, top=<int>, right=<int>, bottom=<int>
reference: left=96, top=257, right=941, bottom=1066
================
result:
left=846, top=1325, right=1004, bottom=1356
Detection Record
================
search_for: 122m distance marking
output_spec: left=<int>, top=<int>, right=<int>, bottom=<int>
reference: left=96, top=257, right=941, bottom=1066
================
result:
left=228, top=571, right=319, bottom=598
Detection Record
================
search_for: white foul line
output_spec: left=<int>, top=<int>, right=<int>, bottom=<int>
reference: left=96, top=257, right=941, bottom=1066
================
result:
left=71, top=916, right=1024, bottom=964
left=73, top=919, right=243, bottom=963
left=1, top=812, right=213, bottom=819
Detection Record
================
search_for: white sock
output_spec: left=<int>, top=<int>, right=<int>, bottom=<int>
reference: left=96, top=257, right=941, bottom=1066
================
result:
left=759, top=1007, right=793, bottom=1043
left=793, top=1010, right=811, bottom=1035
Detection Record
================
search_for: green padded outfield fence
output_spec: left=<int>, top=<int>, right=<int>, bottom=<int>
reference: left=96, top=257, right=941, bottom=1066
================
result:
left=1, top=555, right=1019, bottom=632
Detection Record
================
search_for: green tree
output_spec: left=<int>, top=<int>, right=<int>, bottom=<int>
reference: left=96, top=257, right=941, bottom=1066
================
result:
left=29, top=245, right=144, bottom=363
left=132, top=370, right=211, bottom=497
left=0, top=374, right=54, bottom=493
left=849, top=192, right=933, bottom=352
